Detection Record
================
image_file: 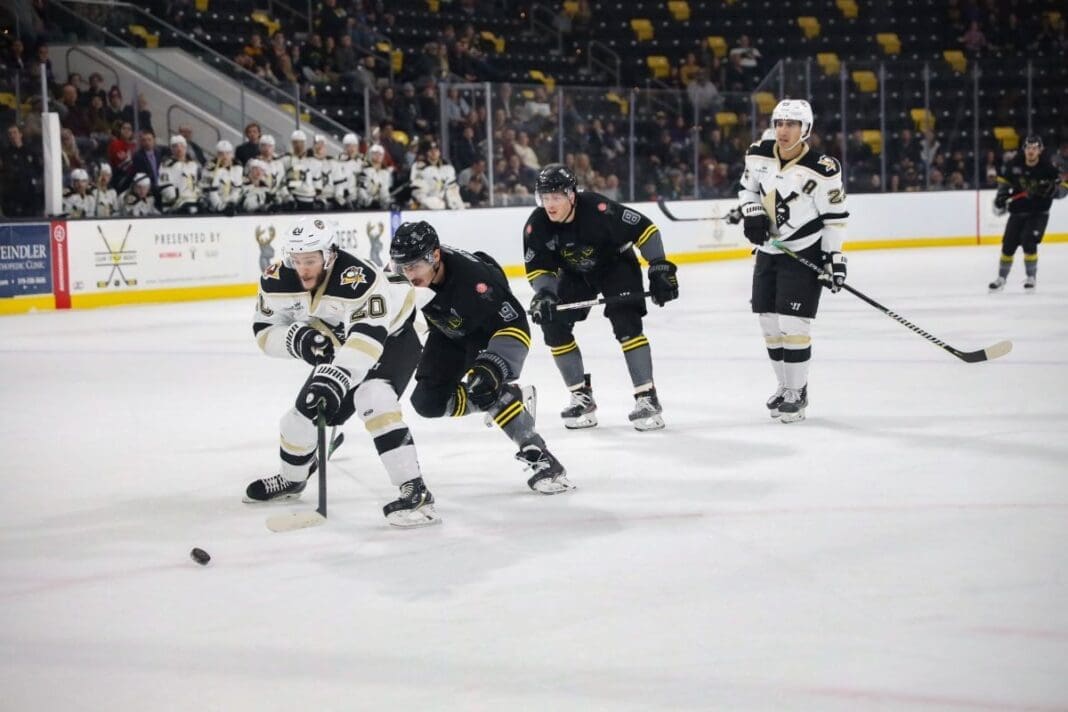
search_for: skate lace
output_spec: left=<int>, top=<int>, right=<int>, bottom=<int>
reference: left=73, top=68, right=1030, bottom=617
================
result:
left=782, top=388, right=800, bottom=404
left=569, top=389, right=593, bottom=408
left=634, top=394, right=656, bottom=412
left=264, top=474, right=290, bottom=494
left=399, top=481, right=415, bottom=499
left=519, top=447, right=549, bottom=474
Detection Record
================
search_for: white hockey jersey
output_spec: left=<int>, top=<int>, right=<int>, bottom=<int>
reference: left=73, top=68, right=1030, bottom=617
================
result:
left=201, top=161, right=243, bottom=213
left=240, top=172, right=277, bottom=213
left=253, top=247, right=420, bottom=382
left=332, top=154, right=364, bottom=208
left=93, top=186, right=119, bottom=217
left=120, top=189, right=161, bottom=217
left=410, top=159, right=464, bottom=210
left=63, top=189, right=97, bottom=218
left=158, top=156, right=202, bottom=213
left=738, top=139, right=849, bottom=254
left=282, top=152, right=322, bottom=204
left=358, top=165, right=393, bottom=209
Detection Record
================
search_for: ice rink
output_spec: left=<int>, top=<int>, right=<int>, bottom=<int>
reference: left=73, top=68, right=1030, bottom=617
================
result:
left=2, top=243, right=1067, bottom=711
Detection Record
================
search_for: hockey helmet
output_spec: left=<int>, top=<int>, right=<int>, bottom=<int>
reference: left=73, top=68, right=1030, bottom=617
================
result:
left=390, top=220, right=440, bottom=267
left=216, top=139, right=234, bottom=154
left=282, top=217, right=338, bottom=269
left=70, top=168, right=89, bottom=183
left=534, top=163, right=578, bottom=207
left=1023, top=135, right=1043, bottom=150
left=771, top=99, right=813, bottom=142
left=342, top=132, right=360, bottom=146
left=260, top=134, right=276, bottom=147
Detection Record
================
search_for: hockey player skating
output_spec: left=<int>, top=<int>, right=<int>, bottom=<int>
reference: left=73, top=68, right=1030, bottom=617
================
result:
left=523, top=164, right=679, bottom=431
left=989, top=134, right=1067, bottom=292
left=389, top=220, right=573, bottom=494
left=245, top=218, right=439, bottom=527
left=739, top=99, right=849, bottom=423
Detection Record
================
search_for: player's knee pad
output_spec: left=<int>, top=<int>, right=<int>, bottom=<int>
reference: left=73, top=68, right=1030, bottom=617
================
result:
left=608, top=309, right=643, bottom=343
left=540, top=321, right=576, bottom=348
left=409, top=382, right=452, bottom=419
left=778, top=315, right=812, bottom=361
left=280, top=406, right=317, bottom=453
left=758, top=312, right=781, bottom=340
left=353, top=379, right=406, bottom=436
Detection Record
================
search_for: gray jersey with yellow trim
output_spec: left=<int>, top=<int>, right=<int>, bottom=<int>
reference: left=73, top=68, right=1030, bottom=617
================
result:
left=253, top=248, right=419, bottom=383
left=739, top=139, right=849, bottom=254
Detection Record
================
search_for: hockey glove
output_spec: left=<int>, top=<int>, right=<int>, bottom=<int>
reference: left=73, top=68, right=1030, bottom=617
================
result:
left=296, top=363, right=352, bottom=421
left=992, top=192, right=1008, bottom=216
left=820, top=251, right=847, bottom=293
left=529, top=289, right=559, bottom=325
left=465, top=355, right=507, bottom=410
left=647, top=259, right=679, bottom=306
left=287, top=323, right=335, bottom=366
left=726, top=206, right=743, bottom=225
left=741, top=203, right=770, bottom=246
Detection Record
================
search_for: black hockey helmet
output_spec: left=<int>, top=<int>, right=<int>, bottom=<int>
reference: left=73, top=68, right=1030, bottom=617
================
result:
left=390, top=220, right=440, bottom=266
left=535, top=162, right=577, bottom=194
left=1022, top=134, right=1043, bottom=150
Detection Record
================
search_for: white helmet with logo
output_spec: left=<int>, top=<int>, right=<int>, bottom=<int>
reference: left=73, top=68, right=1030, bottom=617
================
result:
left=282, top=217, right=338, bottom=269
left=771, top=99, right=814, bottom=144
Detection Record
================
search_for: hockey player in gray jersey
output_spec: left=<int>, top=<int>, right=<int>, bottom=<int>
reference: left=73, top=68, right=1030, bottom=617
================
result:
left=63, top=168, right=96, bottom=218
left=738, top=99, right=849, bottom=423
left=245, top=218, right=438, bottom=527
left=158, top=135, right=202, bottom=214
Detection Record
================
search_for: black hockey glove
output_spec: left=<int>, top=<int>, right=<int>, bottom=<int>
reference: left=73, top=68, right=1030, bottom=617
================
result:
left=287, top=323, right=335, bottom=366
left=992, top=192, right=1008, bottom=216
left=529, top=289, right=559, bottom=325
left=647, top=259, right=679, bottom=306
left=296, top=363, right=352, bottom=421
left=820, top=251, right=847, bottom=293
left=465, top=355, right=506, bottom=410
left=741, top=203, right=770, bottom=246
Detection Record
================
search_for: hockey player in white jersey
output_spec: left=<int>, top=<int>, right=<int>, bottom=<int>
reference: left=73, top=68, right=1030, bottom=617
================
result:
left=256, top=134, right=290, bottom=209
left=283, top=129, right=321, bottom=211
left=331, top=132, right=364, bottom=209
left=93, top=164, right=119, bottom=217
left=738, top=99, right=848, bottom=423
left=63, top=168, right=96, bottom=218
left=201, top=140, right=243, bottom=214
left=358, top=143, right=393, bottom=209
left=239, top=159, right=275, bottom=213
left=244, top=218, right=438, bottom=527
left=310, top=134, right=335, bottom=207
left=120, top=173, right=160, bottom=216
left=158, top=135, right=202, bottom=214
left=410, top=141, right=464, bottom=210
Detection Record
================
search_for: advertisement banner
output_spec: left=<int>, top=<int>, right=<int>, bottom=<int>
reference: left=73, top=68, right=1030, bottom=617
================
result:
left=0, top=223, right=52, bottom=299
left=50, top=220, right=71, bottom=309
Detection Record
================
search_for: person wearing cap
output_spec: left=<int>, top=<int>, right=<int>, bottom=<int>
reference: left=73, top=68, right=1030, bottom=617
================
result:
left=201, top=140, right=244, bottom=214
left=283, top=129, right=321, bottom=211
left=988, top=135, right=1068, bottom=292
left=158, top=134, right=202, bottom=214
left=358, top=143, right=393, bottom=210
left=410, top=140, right=464, bottom=210
left=120, top=172, right=161, bottom=216
left=63, top=168, right=97, bottom=218
left=332, top=132, right=364, bottom=209
left=93, top=163, right=120, bottom=217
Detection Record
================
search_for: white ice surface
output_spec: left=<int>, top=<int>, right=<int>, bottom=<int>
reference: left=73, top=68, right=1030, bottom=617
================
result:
left=1, top=245, right=1067, bottom=711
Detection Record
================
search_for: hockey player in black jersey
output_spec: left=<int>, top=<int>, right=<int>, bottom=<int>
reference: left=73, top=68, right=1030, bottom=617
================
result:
left=390, top=220, right=573, bottom=494
left=244, top=218, right=439, bottom=527
left=523, top=164, right=679, bottom=431
left=989, top=135, right=1067, bottom=292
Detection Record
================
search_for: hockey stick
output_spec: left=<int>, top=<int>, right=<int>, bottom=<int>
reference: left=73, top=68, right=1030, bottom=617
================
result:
left=553, top=291, right=653, bottom=312
left=770, top=239, right=1012, bottom=363
left=266, top=402, right=331, bottom=532
left=657, top=197, right=728, bottom=222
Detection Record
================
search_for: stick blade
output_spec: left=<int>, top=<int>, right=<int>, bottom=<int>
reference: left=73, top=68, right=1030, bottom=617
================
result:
left=266, top=510, right=327, bottom=533
left=955, top=339, right=1013, bottom=363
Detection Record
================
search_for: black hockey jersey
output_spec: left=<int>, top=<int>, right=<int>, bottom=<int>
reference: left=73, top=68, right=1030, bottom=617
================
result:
left=997, top=153, right=1067, bottom=214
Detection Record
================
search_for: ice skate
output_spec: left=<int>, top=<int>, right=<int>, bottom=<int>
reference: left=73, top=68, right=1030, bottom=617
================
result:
left=485, top=385, right=537, bottom=427
left=516, top=444, right=574, bottom=494
left=766, top=384, right=787, bottom=419
left=561, top=374, right=597, bottom=429
left=243, top=473, right=307, bottom=503
left=778, top=386, right=808, bottom=424
left=383, top=478, right=441, bottom=527
left=988, top=276, right=1006, bottom=292
left=629, top=388, right=665, bottom=431
left=1023, top=276, right=1036, bottom=291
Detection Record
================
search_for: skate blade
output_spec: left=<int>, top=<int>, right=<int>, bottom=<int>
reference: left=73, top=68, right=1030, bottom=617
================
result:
left=243, top=491, right=305, bottom=504
left=266, top=510, right=326, bottom=532
left=386, top=505, right=442, bottom=528
left=563, top=414, right=598, bottom=429
left=530, top=475, right=576, bottom=495
left=768, top=408, right=782, bottom=419
left=779, top=409, right=806, bottom=424
left=631, top=414, right=665, bottom=431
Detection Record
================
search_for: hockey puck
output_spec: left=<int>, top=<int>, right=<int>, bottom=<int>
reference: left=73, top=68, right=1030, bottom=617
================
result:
left=189, top=547, right=211, bottom=566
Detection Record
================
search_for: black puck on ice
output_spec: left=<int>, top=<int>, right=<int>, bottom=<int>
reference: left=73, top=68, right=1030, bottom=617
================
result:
left=190, top=547, right=211, bottom=566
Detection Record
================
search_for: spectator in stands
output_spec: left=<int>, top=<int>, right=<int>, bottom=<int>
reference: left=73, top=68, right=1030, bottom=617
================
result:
left=2, top=38, right=27, bottom=88
left=104, top=86, right=125, bottom=126
left=349, top=54, right=378, bottom=93
left=122, top=93, right=153, bottom=135
left=394, top=82, right=422, bottom=136
left=107, top=120, right=137, bottom=190
left=724, top=52, right=749, bottom=92
left=601, top=174, right=622, bottom=201
left=236, top=122, right=261, bottom=165
left=60, top=127, right=84, bottom=176
left=1, top=124, right=44, bottom=217
left=269, top=32, right=298, bottom=85
left=890, top=129, right=924, bottom=171
left=678, top=52, right=702, bottom=87
left=729, top=34, right=761, bottom=72
left=960, top=20, right=989, bottom=55
left=81, top=73, right=106, bottom=108
left=85, top=94, right=112, bottom=147
left=514, top=130, right=540, bottom=172
left=686, top=69, right=722, bottom=118
left=333, top=33, right=359, bottom=85
left=317, top=0, right=348, bottom=40
left=298, top=33, right=328, bottom=84
left=369, top=85, right=396, bottom=127
left=32, top=43, right=56, bottom=94
left=450, top=123, right=479, bottom=171
left=946, top=171, right=968, bottom=190
left=131, top=128, right=164, bottom=189
left=456, top=156, right=486, bottom=186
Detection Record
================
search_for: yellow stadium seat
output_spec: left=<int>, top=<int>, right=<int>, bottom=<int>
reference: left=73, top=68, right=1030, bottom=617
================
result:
left=480, top=31, right=505, bottom=53
left=667, top=1, right=691, bottom=22
left=706, top=35, right=728, bottom=59
left=194, top=0, right=208, bottom=10
left=0, top=92, right=16, bottom=109
left=562, top=0, right=579, bottom=17
left=910, top=108, right=935, bottom=131
left=943, top=49, right=967, bottom=73
left=630, top=18, right=654, bottom=41
left=529, top=70, right=556, bottom=92
left=876, top=32, right=901, bottom=55
left=128, top=24, right=159, bottom=48
left=851, top=70, right=878, bottom=93
left=605, top=91, right=630, bottom=116
left=816, top=52, right=840, bottom=76
left=646, top=55, right=670, bottom=80
left=375, top=41, right=392, bottom=53
left=861, top=129, right=883, bottom=155
left=391, top=48, right=404, bottom=73
left=993, top=126, right=1020, bottom=150
left=279, top=104, right=311, bottom=123
left=753, top=92, right=777, bottom=115
left=426, top=0, right=440, bottom=11
left=797, top=16, right=820, bottom=39
left=250, top=10, right=281, bottom=37
left=715, top=112, right=739, bottom=130
left=835, top=0, right=858, bottom=19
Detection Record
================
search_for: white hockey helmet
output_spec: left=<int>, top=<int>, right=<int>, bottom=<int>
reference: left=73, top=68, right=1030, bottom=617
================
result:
left=70, top=168, right=89, bottom=183
left=771, top=99, right=813, bottom=142
left=282, top=217, right=338, bottom=269
left=98, top=162, right=112, bottom=175
left=291, top=129, right=307, bottom=143
left=170, top=134, right=187, bottom=146
left=260, top=134, right=276, bottom=147
left=216, top=139, right=234, bottom=154
left=342, top=132, right=360, bottom=146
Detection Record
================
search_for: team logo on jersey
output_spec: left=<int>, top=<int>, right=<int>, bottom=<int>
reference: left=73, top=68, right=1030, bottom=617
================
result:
left=314, top=219, right=326, bottom=229
left=818, top=156, right=837, bottom=173
left=561, top=244, right=597, bottom=271
left=498, top=303, right=519, bottom=322
left=263, top=262, right=282, bottom=279
left=773, top=191, right=799, bottom=229
left=621, top=208, right=640, bottom=225
left=340, top=266, right=367, bottom=288
left=524, top=248, right=535, bottom=263
left=257, top=294, right=274, bottom=316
